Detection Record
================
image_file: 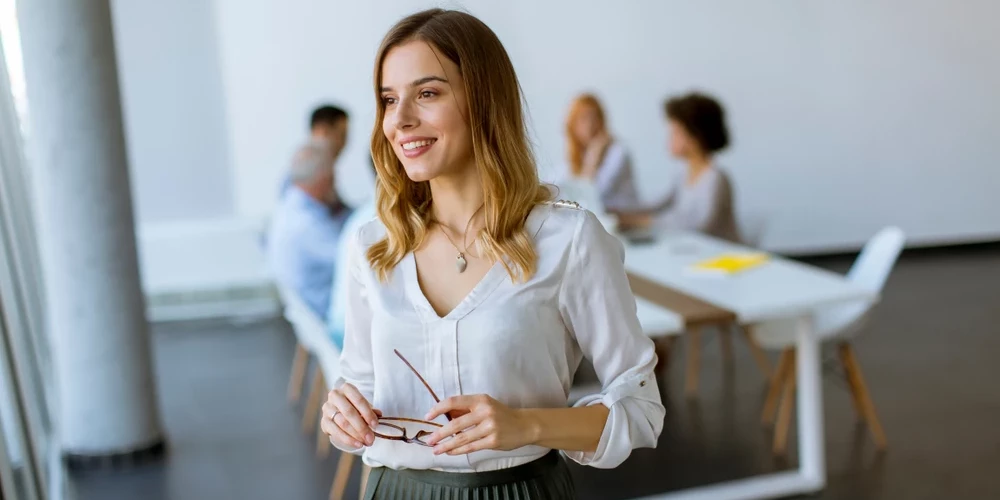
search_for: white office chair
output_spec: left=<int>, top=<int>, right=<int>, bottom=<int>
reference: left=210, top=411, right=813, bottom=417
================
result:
left=277, top=284, right=326, bottom=406
left=311, top=327, right=370, bottom=500
left=633, top=281, right=771, bottom=397
left=752, top=226, right=905, bottom=455
left=277, top=285, right=368, bottom=500
left=279, top=287, right=332, bottom=431
left=739, top=209, right=770, bottom=248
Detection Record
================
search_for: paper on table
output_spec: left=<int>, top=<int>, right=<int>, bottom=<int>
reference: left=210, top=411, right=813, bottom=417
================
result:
left=686, top=252, right=770, bottom=276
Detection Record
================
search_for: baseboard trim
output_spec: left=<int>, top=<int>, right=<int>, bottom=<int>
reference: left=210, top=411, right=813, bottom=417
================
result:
left=63, top=439, right=166, bottom=471
left=782, top=237, right=1000, bottom=261
left=146, top=283, right=281, bottom=323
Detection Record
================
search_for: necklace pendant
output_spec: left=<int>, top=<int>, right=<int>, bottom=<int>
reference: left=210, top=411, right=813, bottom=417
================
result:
left=456, top=253, right=467, bottom=273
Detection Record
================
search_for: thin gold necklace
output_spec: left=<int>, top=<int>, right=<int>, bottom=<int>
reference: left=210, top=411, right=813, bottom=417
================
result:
left=433, top=204, right=484, bottom=273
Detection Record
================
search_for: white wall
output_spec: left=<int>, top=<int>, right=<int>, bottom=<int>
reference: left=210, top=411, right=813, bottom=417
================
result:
left=110, top=1, right=273, bottom=297
left=213, top=0, right=1000, bottom=254
left=110, top=0, right=234, bottom=223
left=211, top=0, right=391, bottom=212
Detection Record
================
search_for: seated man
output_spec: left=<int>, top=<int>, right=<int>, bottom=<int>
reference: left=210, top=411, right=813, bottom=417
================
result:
left=267, top=141, right=349, bottom=319
left=326, top=158, right=377, bottom=350
left=280, top=104, right=349, bottom=197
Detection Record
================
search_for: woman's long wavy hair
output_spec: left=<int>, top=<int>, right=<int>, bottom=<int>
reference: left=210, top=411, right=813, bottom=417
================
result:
left=565, top=94, right=607, bottom=176
left=367, top=9, right=552, bottom=283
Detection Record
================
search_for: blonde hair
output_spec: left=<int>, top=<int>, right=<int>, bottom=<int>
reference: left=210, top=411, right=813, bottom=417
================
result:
left=565, top=94, right=607, bottom=176
left=367, top=9, right=552, bottom=283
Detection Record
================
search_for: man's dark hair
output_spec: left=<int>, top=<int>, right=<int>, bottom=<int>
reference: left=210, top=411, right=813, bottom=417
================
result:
left=664, top=92, right=729, bottom=153
left=310, top=105, right=348, bottom=130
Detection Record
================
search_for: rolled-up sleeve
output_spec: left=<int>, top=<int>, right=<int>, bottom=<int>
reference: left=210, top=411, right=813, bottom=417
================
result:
left=332, top=227, right=376, bottom=454
left=558, top=211, right=665, bottom=468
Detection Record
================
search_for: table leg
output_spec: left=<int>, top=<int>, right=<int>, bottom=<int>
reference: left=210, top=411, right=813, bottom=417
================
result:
left=795, top=315, right=825, bottom=489
left=631, top=315, right=827, bottom=500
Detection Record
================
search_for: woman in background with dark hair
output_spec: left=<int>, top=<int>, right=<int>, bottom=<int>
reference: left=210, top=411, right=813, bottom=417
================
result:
left=619, top=92, right=741, bottom=243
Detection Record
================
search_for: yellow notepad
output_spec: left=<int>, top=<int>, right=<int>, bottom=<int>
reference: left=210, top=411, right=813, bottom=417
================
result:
left=689, top=252, right=769, bottom=275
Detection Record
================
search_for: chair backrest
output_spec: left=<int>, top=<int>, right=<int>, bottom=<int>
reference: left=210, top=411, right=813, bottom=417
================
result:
left=275, top=283, right=327, bottom=352
left=277, top=284, right=345, bottom=387
left=279, top=285, right=346, bottom=384
left=739, top=209, right=770, bottom=248
left=815, top=226, right=905, bottom=338
left=847, top=226, right=906, bottom=293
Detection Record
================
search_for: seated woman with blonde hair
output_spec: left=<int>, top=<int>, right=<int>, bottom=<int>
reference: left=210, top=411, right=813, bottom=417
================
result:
left=560, top=94, right=643, bottom=215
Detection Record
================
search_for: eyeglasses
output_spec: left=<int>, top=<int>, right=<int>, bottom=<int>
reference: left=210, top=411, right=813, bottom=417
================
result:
left=372, top=349, right=452, bottom=446
left=373, top=417, right=441, bottom=447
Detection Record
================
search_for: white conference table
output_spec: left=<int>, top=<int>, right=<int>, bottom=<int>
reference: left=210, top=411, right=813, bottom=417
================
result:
left=620, top=231, right=877, bottom=500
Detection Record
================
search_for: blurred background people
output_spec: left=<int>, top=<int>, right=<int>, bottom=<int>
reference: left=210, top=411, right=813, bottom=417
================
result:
left=618, top=92, right=741, bottom=243
left=281, top=104, right=350, bottom=197
left=561, top=93, right=642, bottom=215
left=267, top=141, right=349, bottom=319
left=310, top=105, right=349, bottom=157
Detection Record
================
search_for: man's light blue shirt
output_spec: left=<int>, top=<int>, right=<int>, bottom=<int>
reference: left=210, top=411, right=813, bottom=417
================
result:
left=267, top=186, right=348, bottom=320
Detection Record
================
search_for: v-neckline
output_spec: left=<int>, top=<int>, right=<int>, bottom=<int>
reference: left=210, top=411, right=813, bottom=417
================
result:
left=402, top=203, right=553, bottom=322
left=403, top=252, right=505, bottom=321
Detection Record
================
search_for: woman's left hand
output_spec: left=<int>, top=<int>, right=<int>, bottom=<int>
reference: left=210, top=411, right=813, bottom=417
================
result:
left=423, top=395, right=538, bottom=456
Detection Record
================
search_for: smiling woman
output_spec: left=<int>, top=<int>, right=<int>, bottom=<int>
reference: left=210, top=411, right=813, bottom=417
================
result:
left=376, top=63, right=468, bottom=226
left=365, top=10, right=553, bottom=287
left=319, top=9, right=665, bottom=499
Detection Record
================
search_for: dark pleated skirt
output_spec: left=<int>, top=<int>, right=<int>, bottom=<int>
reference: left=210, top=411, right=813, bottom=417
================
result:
left=363, top=451, right=575, bottom=499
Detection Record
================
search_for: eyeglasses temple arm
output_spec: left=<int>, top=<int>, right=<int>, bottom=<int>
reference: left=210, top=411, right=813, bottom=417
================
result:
left=393, top=349, right=452, bottom=421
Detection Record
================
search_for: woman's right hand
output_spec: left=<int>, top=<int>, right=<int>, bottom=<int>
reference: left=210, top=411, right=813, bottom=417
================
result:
left=320, top=383, right=381, bottom=449
left=581, top=133, right=612, bottom=178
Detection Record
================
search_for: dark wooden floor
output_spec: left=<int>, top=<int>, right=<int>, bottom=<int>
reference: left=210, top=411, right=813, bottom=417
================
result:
left=68, top=246, right=1000, bottom=499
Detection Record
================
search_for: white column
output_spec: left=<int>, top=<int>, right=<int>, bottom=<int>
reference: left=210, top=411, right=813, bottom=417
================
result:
left=16, top=0, right=163, bottom=455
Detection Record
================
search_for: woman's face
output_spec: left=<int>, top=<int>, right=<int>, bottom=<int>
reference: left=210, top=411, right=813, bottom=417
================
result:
left=667, top=119, right=698, bottom=159
left=380, top=40, right=473, bottom=183
left=572, top=106, right=603, bottom=144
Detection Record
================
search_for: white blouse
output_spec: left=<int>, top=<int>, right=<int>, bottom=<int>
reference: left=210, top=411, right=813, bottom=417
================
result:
left=334, top=202, right=665, bottom=472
